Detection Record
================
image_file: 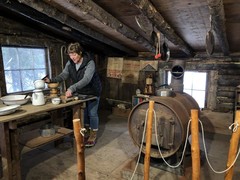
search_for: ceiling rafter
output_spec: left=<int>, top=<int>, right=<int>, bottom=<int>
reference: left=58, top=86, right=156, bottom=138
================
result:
left=207, top=0, right=229, bottom=56
left=17, top=0, right=136, bottom=56
left=131, top=0, right=195, bottom=57
left=40, top=0, right=155, bottom=53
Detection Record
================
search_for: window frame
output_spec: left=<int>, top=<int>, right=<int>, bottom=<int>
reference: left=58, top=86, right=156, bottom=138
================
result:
left=1, top=45, right=51, bottom=94
left=167, top=70, right=207, bottom=108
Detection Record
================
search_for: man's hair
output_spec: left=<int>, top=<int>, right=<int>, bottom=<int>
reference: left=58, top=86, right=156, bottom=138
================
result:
left=67, top=42, right=83, bottom=55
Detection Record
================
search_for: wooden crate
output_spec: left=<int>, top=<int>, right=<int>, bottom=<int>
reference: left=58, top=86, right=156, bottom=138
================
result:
left=112, top=107, right=131, bottom=117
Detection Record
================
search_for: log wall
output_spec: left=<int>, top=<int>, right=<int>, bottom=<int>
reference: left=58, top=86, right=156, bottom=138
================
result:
left=0, top=16, right=106, bottom=101
left=159, top=59, right=240, bottom=112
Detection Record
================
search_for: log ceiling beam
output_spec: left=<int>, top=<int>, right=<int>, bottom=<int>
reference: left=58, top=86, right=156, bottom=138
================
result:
left=41, top=0, right=155, bottom=53
left=207, top=0, right=229, bottom=56
left=16, top=0, right=136, bottom=56
left=131, top=0, right=195, bottom=57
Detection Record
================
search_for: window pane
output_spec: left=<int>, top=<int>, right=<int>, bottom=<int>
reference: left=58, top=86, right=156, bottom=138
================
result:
left=192, top=72, right=206, bottom=90
left=183, top=72, right=193, bottom=89
left=2, top=47, right=19, bottom=70
left=192, top=90, right=205, bottom=108
left=5, top=71, right=21, bottom=93
left=22, top=70, right=35, bottom=91
left=184, top=89, right=192, bottom=96
left=33, top=49, right=46, bottom=68
left=19, top=48, right=34, bottom=69
left=34, top=69, right=47, bottom=80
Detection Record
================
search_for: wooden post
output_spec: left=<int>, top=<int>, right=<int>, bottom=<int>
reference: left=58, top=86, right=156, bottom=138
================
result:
left=73, top=119, right=85, bottom=180
left=144, top=100, right=154, bottom=180
left=191, top=109, right=200, bottom=180
left=225, top=111, right=240, bottom=180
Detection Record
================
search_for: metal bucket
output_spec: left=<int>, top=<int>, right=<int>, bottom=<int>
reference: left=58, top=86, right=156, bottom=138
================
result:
left=128, top=92, right=199, bottom=158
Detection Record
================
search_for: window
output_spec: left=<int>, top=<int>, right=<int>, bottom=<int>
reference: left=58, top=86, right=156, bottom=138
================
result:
left=168, top=71, right=207, bottom=108
left=183, top=72, right=207, bottom=108
left=1, top=46, right=48, bottom=93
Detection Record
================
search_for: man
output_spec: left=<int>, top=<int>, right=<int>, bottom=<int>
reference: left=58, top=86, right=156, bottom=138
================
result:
left=44, top=42, right=102, bottom=147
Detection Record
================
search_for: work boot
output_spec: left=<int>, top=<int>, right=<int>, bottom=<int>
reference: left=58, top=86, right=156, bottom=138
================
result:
left=84, top=127, right=90, bottom=143
left=85, top=130, right=97, bottom=147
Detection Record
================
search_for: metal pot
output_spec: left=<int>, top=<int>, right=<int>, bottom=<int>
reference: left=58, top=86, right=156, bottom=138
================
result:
left=156, top=88, right=172, bottom=97
left=155, top=84, right=173, bottom=97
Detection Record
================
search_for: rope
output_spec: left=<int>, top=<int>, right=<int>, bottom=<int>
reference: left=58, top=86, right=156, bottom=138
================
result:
left=129, top=108, right=240, bottom=179
left=79, top=128, right=86, bottom=137
left=229, top=122, right=239, bottom=132
left=130, top=109, right=149, bottom=180
left=199, top=119, right=240, bottom=174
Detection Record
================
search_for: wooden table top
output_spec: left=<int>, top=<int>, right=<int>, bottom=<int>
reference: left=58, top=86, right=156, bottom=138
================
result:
left=0, top=96, right=96, bottom=123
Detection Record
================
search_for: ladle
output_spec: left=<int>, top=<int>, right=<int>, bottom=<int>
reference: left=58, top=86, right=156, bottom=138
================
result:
left=24, top=93, right=29, bottom=99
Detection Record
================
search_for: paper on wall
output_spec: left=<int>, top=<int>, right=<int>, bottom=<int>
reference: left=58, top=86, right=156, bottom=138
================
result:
left=122, top=60, right=140, bottom=84
left=107, top=57, right=123, bottom=79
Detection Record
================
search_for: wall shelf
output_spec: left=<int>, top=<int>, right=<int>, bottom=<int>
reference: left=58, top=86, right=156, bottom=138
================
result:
left=132, top=95, right=149, bottom=107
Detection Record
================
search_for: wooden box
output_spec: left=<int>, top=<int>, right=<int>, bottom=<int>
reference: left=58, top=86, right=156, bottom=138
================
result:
left=112, top=107, right=131, bottom=117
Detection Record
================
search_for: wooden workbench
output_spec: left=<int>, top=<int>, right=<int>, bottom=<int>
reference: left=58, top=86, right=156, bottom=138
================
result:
left=0, top=96, right=96, bottom=180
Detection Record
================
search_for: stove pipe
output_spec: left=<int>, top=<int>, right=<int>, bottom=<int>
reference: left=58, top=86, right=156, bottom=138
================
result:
left=170, top=60, right=185, bottom=93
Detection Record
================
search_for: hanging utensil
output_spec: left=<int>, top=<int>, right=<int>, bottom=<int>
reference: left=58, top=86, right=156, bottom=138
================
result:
left=206, top=15, right=215, bottom=56
left=24, top=93, right=29, bottom=99
left=41, top=74, right=49, bottom=80
left=135, top=14, right=153, bottom=36
left=161, top=35, right=170, bottom=62
left=154, top=31, right=161, bottom=59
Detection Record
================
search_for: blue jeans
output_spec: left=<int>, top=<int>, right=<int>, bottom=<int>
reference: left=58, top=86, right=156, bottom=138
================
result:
left=84, top=97, right=100, bottom=131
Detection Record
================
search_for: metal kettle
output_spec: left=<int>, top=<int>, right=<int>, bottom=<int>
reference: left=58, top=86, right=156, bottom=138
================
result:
left=32, top=89, right=45, bottom=106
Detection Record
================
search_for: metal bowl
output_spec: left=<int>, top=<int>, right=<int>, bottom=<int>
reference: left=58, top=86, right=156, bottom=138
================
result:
left=51, top=97, right=61, bottom=105
left=0, top=95, right=31, bottom=105
left=47, top=82, right=59, bottom=89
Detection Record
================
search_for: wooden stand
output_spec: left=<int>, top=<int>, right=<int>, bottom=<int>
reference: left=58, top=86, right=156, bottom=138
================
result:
left=144, top=101, right=154, bottom=180
left=73, top=119, right=85, bottom=180
left=191, top=109, right=200, bottom=180
left=225, top=111, right=240, bottom=180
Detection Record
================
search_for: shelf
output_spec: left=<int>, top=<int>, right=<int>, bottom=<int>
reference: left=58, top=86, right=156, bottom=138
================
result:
left=19, top=127, right=73, bottom=149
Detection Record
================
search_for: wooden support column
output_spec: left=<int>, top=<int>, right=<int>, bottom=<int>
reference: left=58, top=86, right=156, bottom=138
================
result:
left=191, top=109, right=200, bottom=180
left=144, top=100, right=154, bottom=180
left=73, top=119, right=85, bottom=180
left=225, top=111, right=240, bottom=180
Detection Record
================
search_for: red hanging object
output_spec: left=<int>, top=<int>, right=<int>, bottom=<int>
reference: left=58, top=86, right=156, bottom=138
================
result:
left=154, top=31, right=161, bottom=59
left=155, top=53, right=161, bottom=59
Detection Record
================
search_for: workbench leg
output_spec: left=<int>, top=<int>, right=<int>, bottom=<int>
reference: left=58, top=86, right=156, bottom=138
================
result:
left=0, top=122, right=13, bottom=180
left=9, top=121, right=21, bottom=180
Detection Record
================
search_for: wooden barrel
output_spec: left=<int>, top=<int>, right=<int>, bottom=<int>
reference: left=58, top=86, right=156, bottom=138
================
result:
left=128, top=92, right=199, bottom=158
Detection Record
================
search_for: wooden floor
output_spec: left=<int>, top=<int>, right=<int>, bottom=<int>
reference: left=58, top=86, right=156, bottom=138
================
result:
left=20, top=109, right=240, bottom=180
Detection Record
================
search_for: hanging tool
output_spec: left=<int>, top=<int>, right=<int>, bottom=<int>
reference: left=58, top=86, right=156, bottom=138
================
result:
left=206, top=15, right=215, bottom=56
left=155, top=31, right=161, bottom=59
